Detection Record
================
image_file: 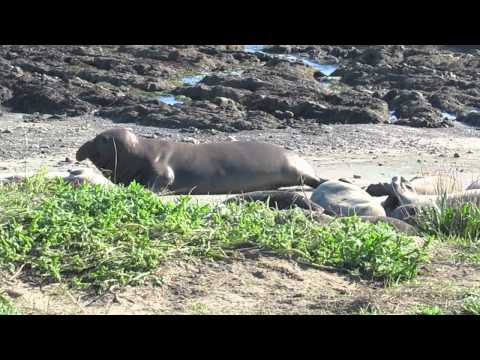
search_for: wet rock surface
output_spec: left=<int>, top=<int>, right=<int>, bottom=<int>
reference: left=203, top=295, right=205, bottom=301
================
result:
left=1, top=45, right=479, bottom=133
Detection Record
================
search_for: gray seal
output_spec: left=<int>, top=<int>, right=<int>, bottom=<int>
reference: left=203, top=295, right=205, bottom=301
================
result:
left=76, top=128, right=325, bottom=195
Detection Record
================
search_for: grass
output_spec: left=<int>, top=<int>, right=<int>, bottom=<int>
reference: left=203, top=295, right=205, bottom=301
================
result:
left=0, top=174, right=430, bottom=293
left=415, top=201, right=480, bottom=242
left=0, top=294, right=20, bottom=315
left=354, top=305, right=383, bottom=315
left=462, top=292, right=480, bottom=315
left=414, top=304, right=445, bottom=315
left=413, top=199, right=480, bottom=264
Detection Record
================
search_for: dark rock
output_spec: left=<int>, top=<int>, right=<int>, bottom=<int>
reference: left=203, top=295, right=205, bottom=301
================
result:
left=202, top=75, right=269, bottom=92
left=385, top=90, right=450, bottom=128
left=0, top=85, right=13, bottom=103
left=173, top=84, right=250, bottom=102
left=4, top=84, right=92, bottom=115
left=306, top=106, right=388, bottom=125
left=359, top=48, right=385, bottom=66
left=1, top=45, right=479, bottom=133
left=457, top=112, right=480, bottom=127
left=92, top=57, right=121, bottom=71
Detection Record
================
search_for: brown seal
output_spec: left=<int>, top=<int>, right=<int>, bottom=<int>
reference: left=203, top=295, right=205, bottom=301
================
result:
left=76, top=128, right=325, bottom=195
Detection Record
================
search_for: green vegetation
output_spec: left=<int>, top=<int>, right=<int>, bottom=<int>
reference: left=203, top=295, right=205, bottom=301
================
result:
left=462, top=293, right=480, bottom=315
left=415, top=201, right=480, bottom=242
left=0, top=174, right=429, bottom=294
left=415, top=304, right=444, bottom=315
left=0, top=294, right=20, bottom=315
left=414, top=200, right=480, bottom=264
left=354, top=305, right=383, bottom=315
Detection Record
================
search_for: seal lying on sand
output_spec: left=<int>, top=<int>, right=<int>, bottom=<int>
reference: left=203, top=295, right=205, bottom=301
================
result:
left=367, top=175, right=466, bottom=198
left=76, top=128, right=325, bottom=195
left=311, top=180, right=386, bottom=217
left=367, top=174, right=470, bottom=216
left=391, top=176, right=480, bottom=211
left=64, top=168, right=114, bottom=187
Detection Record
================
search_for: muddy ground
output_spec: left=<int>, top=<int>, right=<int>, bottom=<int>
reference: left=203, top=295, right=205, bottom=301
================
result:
left=1, top=45, right=480, bottom=315
left=2, top=243, right=479, bottom=315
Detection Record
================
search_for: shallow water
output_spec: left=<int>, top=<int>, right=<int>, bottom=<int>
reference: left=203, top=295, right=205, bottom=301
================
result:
left=226, top=69, right=244, bottom=76
left=389, top=111, right=398, bottom=122
left=243, top=45, right=338, bottom=76
left=300, top=59, right=338, bottom=76
left=244, top=45, right=266, bottom=53
left=158, top=95, right=183, bottom=106
left=442, top=112, right=457, bottom=121
left=181, top=69, right=243, bottom=87
left=182, top=74, right=206, bottom=86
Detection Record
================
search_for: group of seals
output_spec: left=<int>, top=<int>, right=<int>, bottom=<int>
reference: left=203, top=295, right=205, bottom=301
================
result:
left=69, top=127, right=424, bottom=235
left=69, top=127, right=479, bottom=236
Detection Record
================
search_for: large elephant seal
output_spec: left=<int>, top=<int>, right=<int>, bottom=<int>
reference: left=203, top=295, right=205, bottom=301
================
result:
left=76, top=128, right=325, bottom=195
left=310, top=180, right=386, bottom=217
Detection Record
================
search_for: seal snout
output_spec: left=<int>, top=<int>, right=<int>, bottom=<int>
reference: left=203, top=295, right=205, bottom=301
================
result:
left=76, top=140, right=95, bottom=161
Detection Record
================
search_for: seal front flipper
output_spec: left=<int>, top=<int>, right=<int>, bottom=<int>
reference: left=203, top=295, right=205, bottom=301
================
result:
left=141, top=163, right=175, bottom=193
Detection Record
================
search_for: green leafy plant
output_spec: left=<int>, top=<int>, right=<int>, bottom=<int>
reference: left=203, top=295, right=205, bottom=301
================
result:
left=0, top=294, right=20, bottom=315
left=0, top=174, right=430, bottom=293
left=463, top=293, right=480, bottom=315
left=415, top=304, right=444, bottom=315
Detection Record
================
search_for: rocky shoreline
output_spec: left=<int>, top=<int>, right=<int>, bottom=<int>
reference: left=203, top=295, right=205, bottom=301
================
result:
left=1, top=45, right=480, bottom=189
left=1, top=45, right=479, bottom=135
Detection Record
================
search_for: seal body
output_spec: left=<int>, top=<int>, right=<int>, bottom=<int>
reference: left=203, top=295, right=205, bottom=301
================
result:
left=311, top=180, right=386, bottom=217
left=64, top=168, right=114, bottom=187
left=467, top=179, right=480, bottom=190
left=224, top=190, right=325, bottom=212
left=76, top=128, right=324, bottom=195
left=392, top=176, right=480, bottom=206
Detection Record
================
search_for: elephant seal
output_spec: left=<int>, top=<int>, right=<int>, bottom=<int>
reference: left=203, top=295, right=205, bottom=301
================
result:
left=278, top=211, right=418, bottom=236
left=467, top=179, right=480, bottom=190
left=367, top=174, right=468, bottom=215
left=354, top=215, right=419, bottom=236
left=64, top=168, right=114, bottom=187
left=224, top=190, right=326, bottom=212
left=76, top=128, right=326, bottom=195
left=367, top=174, right=466, bottom=197
left=391, top=176, right=480, bottom=210
left=311, top=180, right=386, bottom=217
